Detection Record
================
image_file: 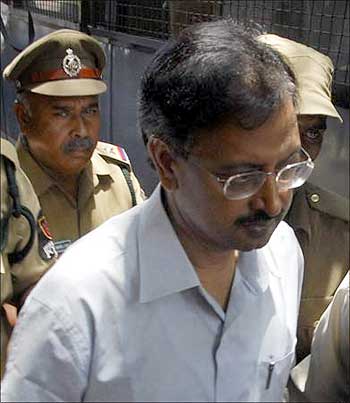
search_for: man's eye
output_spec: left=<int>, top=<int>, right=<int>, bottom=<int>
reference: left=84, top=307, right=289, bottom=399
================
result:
left=85, top=108, right=98, bottom=115
left=232, top=175, right=253, bottom=184
left=301, top=128, right=325, bottom=142
left=55, top=111, right=68, bottom=117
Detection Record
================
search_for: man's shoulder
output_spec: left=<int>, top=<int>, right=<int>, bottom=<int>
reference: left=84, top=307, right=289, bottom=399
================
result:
left=1, top=136, right=41, bottom=211
left=303, top=182, right=349, bottom=223
left=94, top=141, right=132, bottom=170
left=1, top=136, right=19, bottom=166
left=35, top=206, right=142, bottom=304
left=58, top=204, right=142, bottom=271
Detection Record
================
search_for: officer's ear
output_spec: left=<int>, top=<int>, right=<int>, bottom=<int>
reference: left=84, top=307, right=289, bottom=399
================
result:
left=147, top=136, right=179, bottom=191
left=14, top=100, right=33, bottom=134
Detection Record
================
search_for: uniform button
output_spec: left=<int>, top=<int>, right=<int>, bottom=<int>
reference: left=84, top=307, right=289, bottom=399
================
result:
left=310, top=193, right=320, bottom=203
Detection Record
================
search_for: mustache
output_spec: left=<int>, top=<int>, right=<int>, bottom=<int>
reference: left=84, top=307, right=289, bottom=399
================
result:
left=236, top=210, right=285, bottom=225
left=62, top=137, right=95, bottom=154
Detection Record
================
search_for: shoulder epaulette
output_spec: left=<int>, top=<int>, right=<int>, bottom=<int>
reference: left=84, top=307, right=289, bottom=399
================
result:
left=305, top=182, right=349, bottom=223
left=95, top=141, right=131, bottom=168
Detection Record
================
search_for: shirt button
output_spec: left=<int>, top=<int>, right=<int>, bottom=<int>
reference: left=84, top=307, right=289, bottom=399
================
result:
left=310, top=193, right=320, bottom=203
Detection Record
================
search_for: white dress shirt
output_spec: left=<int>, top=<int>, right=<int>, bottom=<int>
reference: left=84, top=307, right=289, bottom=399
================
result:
left=304, top=272, right=349, bottom=402
left=1, top=185, right=304, bottom=402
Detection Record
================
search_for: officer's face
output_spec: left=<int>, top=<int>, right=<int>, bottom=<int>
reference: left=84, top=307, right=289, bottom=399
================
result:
left=152, top=98, right=299, bottom=252
left=298, top=114, right=327, bottom=161
left=17, top=93, right=100, bottom=176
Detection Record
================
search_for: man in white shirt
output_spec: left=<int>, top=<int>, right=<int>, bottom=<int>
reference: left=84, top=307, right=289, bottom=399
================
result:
left=304, top=272, right=349, bottom=402
left=1, top=19, right=312, bottom=402
left=290, top=272, right=349, bottom=402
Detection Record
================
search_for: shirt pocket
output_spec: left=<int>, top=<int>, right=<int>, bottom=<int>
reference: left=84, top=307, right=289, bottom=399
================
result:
left=257, top=346, right=296, bottom=402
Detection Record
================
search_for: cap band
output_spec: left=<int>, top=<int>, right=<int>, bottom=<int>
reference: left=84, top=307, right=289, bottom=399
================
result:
left=29, top=67, right=102, bottom=84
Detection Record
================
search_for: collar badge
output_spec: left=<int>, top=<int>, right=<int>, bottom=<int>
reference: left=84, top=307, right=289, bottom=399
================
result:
left=62, top=48, right=82, bottom=77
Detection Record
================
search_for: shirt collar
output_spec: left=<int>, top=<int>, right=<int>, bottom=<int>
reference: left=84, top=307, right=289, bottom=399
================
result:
left=238, top=248, right=271, bottom=295
left=138, top=184, right=200, bottom=303
left=237, top=220, right=295, bottom=295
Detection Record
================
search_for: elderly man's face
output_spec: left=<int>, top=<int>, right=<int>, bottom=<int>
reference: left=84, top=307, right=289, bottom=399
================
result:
left=160, top=98, right=300, bottom=252
left=16, top=93, right=100, bottom=176
left=298, top=114, right=327, bottom=161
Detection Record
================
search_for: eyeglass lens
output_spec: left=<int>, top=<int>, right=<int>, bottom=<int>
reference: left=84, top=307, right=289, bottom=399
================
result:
left=224, top=159, right=313, bottom=200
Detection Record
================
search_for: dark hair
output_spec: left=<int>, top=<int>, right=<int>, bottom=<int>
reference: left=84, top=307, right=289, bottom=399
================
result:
left=138, top=19, right=297, bottom=158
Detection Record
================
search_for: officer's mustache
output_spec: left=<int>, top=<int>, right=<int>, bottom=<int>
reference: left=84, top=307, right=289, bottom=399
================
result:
left=236, top=210, right=285, bottom=226
left=62, top=137, right=95, bottom=154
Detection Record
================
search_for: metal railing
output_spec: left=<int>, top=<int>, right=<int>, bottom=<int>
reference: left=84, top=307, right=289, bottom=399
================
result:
left=11, top=0, right=349, bottom=107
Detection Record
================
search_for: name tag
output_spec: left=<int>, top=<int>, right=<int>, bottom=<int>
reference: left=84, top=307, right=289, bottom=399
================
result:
left=54, top=240, right=72, bottom=255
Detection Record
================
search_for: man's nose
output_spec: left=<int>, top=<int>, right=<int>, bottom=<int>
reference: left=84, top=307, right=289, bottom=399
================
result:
left=250, top=176, right=284, bottom=218
left=72, top=116, right=88, bottom=137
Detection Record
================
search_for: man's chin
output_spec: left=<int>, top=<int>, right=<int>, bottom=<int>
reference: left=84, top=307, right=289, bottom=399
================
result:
left=235, top=224, right=277, bottom=251
left=68, top=149, right=93, bottom=160
left=58, top=161, right=89, bottom=177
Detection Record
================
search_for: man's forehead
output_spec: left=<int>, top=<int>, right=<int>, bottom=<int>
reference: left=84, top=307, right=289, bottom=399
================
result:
left=31, top=94, right=99, bottom=105
left=196, top=110, right=298, bottom=149
left=192, top=102, right=300, bottom=167
left=298, top=114, right=327, bottom=128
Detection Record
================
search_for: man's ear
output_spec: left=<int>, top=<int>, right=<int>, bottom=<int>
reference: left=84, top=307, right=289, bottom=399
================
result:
left=14, top=102, right=33, bottom=134
left=147, top=136, right=178, bottom=191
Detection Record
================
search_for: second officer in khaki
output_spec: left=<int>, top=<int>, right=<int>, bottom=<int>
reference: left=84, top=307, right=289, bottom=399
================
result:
left=259, top=34, right=349, bottom=363
left=3, top=29, right=145, bottom=254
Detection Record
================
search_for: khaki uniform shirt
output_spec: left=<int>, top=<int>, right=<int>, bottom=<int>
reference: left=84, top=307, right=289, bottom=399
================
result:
left=285, top=181, right=349, bottom=362
left=17, top=139, right=145, bottom=254
left=0, top=138, right=56, bottom=378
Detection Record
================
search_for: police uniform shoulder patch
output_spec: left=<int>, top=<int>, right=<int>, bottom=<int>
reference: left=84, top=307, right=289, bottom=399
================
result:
left=305, top=182, right=349, bottom=223
left=37, top=212, right=57, bottom=261
left=96, top=141, right=131, bottom=167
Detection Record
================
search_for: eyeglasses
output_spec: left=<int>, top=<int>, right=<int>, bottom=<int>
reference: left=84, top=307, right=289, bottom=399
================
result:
left=187, top=147, right=314, bottom=200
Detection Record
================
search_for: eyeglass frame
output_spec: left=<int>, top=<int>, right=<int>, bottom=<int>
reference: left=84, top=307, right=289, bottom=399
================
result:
left=186, top=147, right=314, bottom=200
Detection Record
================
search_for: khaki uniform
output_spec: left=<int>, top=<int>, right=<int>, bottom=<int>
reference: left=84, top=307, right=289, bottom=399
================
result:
left=17, top=139, right=145, bottom=254
left=0, top=138, right=56, bottom=377
left=285, top=181, right=349, bottom=361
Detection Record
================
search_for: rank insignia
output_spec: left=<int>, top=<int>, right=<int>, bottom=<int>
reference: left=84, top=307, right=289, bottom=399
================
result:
left=62, top=48, right=82, bottom=77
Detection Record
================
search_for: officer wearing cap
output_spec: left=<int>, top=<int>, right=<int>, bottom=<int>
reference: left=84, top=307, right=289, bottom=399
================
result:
left=3, top=29, right=145, bottom=255
left=258, top=34, right=349, bottom=362
left=1, top=136, right=57, bottom=378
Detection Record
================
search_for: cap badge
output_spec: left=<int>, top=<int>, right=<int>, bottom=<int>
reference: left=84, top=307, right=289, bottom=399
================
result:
left=62, top=48, right=82, bottom=77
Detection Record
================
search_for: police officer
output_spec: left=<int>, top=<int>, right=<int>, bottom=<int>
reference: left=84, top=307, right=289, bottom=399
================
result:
left=3, top=29, right=145, bottom=255
left=0, top=136, right=56, bottom=378
left=258, top=34, right=349, bottom=362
